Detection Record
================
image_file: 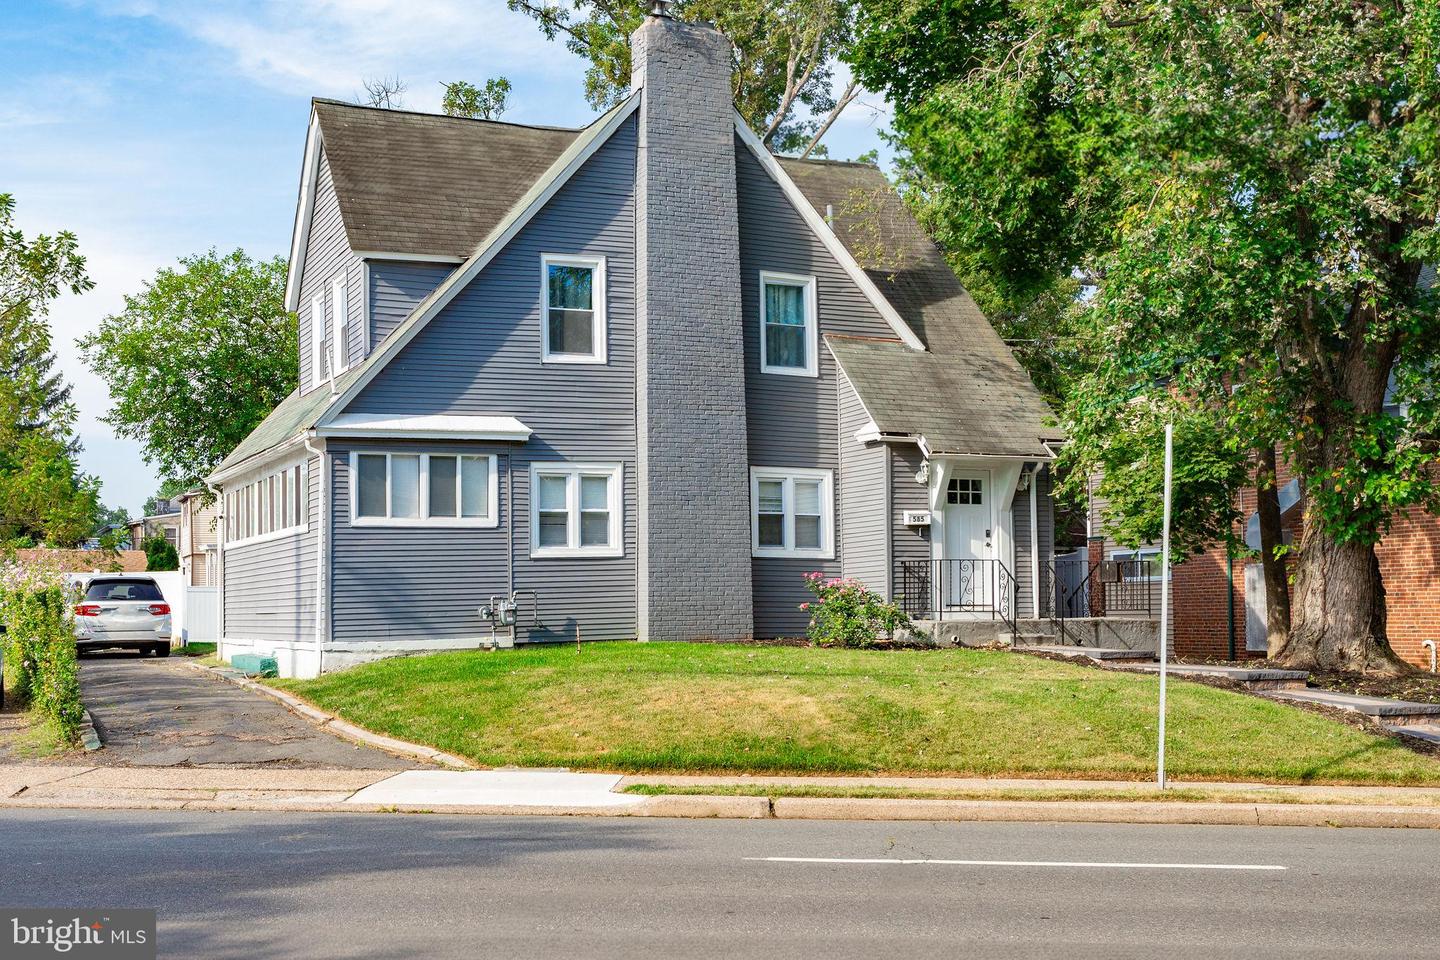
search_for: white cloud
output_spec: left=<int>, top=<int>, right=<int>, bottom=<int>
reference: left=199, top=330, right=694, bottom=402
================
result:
left=94, top=0, right=578, bottom=107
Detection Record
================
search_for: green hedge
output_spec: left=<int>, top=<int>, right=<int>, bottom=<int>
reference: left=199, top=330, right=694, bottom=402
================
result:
left=1, top=564, right=83, bottom=743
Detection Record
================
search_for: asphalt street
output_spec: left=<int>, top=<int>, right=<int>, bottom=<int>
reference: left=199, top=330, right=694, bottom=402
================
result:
left=1, top=810, right=1435, bottom=959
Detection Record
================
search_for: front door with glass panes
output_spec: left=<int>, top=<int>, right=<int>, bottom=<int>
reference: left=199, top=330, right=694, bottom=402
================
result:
left=941, top=471, right=991, bottom=609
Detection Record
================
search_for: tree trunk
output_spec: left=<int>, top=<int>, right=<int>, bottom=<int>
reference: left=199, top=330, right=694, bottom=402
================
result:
left=1254, top=447, right=1292, bottom=658
left=1275, top=522, right=1410, bottom=674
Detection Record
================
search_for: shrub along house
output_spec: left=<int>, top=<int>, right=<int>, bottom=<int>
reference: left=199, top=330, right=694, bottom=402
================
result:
left=207, top=7, right=1066, bottom=677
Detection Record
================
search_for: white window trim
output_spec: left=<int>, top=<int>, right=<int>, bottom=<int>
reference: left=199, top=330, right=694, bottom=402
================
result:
left=331, top=275, right=350, bottom=374
left=750, top=466, right=834, bottom=559
left=758, top=270, right=819, bottom=378
left=540, top=253, right=607, bottom=365
left=308, top=293, right=325, bottom=394
left=348, top=451, right=500, bottom=528
left=223, top=458, right=310, bottom=550
left=529, top=462, right=624, bottom=558
left=1110, top=548, right=1167, bottom=581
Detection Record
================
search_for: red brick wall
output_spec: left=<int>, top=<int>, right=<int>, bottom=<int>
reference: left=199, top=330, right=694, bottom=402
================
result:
left=1375, top=504, right=1440, bottom=668
left=1171, top=477, right=1440, bottom=667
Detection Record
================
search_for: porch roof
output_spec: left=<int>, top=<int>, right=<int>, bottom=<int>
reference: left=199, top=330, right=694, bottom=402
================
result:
left=827, top=334, right=1064, bottom=459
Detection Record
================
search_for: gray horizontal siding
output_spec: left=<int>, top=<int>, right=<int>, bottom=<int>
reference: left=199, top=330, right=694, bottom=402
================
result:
left=890, top=443, right=931, bottom=614
left=222, top=454, right=319, bottom=643
left=1012, top=465, right=1055, bottom=617
left=328, top=441, right=511, bottom=644
left=737, top=137, right=897, bottom=637
left=838, top=373, right=888, bottom=597
left=340, top=115, right=639, bottom=642
left=368, top=261, right=452, bottom=348
left=299, top=150, right=363, bottom=393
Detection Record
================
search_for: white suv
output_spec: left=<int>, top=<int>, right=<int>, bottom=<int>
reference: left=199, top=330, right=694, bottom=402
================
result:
left=74, top=576, right=172, bottom=657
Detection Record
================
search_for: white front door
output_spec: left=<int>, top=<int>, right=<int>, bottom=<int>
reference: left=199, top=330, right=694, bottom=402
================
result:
left=942, top=471, right=992, bottom=608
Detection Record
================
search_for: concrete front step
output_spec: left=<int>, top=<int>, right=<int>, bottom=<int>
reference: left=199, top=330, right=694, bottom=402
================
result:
left=1021, top=645, right=1155, bottom=663
left=1124, top=663, right=1310, bottom=691
left=1267, top=687, right=1440, bottom=726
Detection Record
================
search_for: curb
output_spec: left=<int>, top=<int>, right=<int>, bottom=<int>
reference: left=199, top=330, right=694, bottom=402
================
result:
left=78, top=709, right=101, bottom=752
left=5, top=788, right=1440, bottom=827
left=765, top=796, right=1440, bottom=829
left=175, top=660, right=471, bottom=769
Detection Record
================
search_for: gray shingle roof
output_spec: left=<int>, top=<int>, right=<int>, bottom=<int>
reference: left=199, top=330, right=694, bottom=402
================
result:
left=827, top=334, right=1063, bottom=458
left=313, top=99, right=580, bottom=257
left=220, top=103, right=1060, bottom=476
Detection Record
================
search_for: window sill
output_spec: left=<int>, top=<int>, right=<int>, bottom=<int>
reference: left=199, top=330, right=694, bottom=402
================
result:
left=350, top=517, right=500, bottom=529
left=752, top=547, right=833, bottom=560
left=760, top=364, right=819, bottom=378
left=529, top=545, right=624, bottom=559
left=541, top=354, right=608, bottom=365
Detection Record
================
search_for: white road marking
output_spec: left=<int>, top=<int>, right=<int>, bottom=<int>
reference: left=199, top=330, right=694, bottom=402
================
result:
left=745, top=857, right=1286, bottom=871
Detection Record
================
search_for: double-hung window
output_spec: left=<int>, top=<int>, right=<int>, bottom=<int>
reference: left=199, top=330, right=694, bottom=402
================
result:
left=541, top=254, right=606, bottom=363
left=750, top=467, right=833, bottom=558
left=351, top=452, right=498, bottom=527
left=530, top=463, right=622, bottom=557
left=331, top=276, right=350, bottom=374
left=759, top=271, right=818, bottom=377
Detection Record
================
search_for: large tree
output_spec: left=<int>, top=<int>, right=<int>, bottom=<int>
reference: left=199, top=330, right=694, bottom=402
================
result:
left=508, top=0, right=859, bottom=156
left=0, top=193, right=101, bottom=546
left=78, top=249, right=296, bottom=495
left=851, top=1, right=1440, bottom=672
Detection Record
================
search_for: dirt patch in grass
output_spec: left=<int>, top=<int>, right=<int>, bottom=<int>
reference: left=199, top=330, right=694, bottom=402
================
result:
left=0, top=705, right=78, bottom=762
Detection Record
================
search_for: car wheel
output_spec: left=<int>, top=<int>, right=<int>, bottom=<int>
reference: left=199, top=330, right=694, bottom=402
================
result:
left=155, top=643, right=170, bottom=658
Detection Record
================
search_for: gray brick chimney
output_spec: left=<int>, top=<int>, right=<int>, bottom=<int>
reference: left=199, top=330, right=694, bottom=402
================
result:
left=631, top=9, right=754, bottom=640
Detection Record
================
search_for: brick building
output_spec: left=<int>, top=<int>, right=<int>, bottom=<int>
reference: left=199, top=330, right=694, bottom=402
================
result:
left=1091, top=461, right=1440, bottom=668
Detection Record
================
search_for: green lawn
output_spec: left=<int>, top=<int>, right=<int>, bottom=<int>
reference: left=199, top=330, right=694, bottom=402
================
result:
left=272, top=642, right=1440, bottom=785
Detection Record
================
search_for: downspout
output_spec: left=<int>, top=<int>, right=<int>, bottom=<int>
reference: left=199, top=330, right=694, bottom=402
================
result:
left=304, top=434, right=327, bottom=676
left=205, top=480, right=225, bottom=661
left=1029, top=466, right=1040, bottom=618
left=1423, top=639, right=1436, bottom=674
left=1226, top=552, right=1236, bottom=661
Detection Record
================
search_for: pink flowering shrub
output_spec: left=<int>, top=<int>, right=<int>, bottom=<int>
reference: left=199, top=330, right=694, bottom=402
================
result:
left=801, top=572, right=910, bottom=648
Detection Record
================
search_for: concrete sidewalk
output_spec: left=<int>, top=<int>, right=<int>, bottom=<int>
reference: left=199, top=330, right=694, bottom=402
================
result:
left=6, top=764, right=1440, bottom=828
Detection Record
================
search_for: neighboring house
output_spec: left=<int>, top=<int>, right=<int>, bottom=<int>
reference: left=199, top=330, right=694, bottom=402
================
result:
left=128, top=510, right=180, bottom=550
left=176, top=491, right=220, bottom=587
left=1118, top=459, right=1440, bottom=669
left=207, top=9, right=1065, bottom=677
left=1087, top=373, right=1440, bottom=669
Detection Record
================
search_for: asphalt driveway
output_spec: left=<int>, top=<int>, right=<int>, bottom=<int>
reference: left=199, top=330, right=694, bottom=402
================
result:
left=76, top=654, right=420, bottom=769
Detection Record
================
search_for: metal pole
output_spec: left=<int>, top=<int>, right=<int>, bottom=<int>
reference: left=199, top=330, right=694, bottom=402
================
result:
left=1158, top=422, right=1174, bottom=789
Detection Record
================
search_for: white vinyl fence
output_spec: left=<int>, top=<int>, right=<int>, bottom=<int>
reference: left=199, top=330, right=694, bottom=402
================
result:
left=182, top=586, right=219, bottom=643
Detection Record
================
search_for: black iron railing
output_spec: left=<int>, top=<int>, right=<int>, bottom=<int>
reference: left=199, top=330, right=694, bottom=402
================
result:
left=1042, top=557, right=1156, bottom=644
left=899, top=558, right=1018, bottom=641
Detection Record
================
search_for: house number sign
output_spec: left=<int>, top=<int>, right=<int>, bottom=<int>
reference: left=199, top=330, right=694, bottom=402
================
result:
left=903, top=511, right=932, bottom=527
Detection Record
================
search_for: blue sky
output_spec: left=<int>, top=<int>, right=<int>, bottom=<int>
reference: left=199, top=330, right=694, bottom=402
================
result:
left=2, top=0, right=894, bottom=517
